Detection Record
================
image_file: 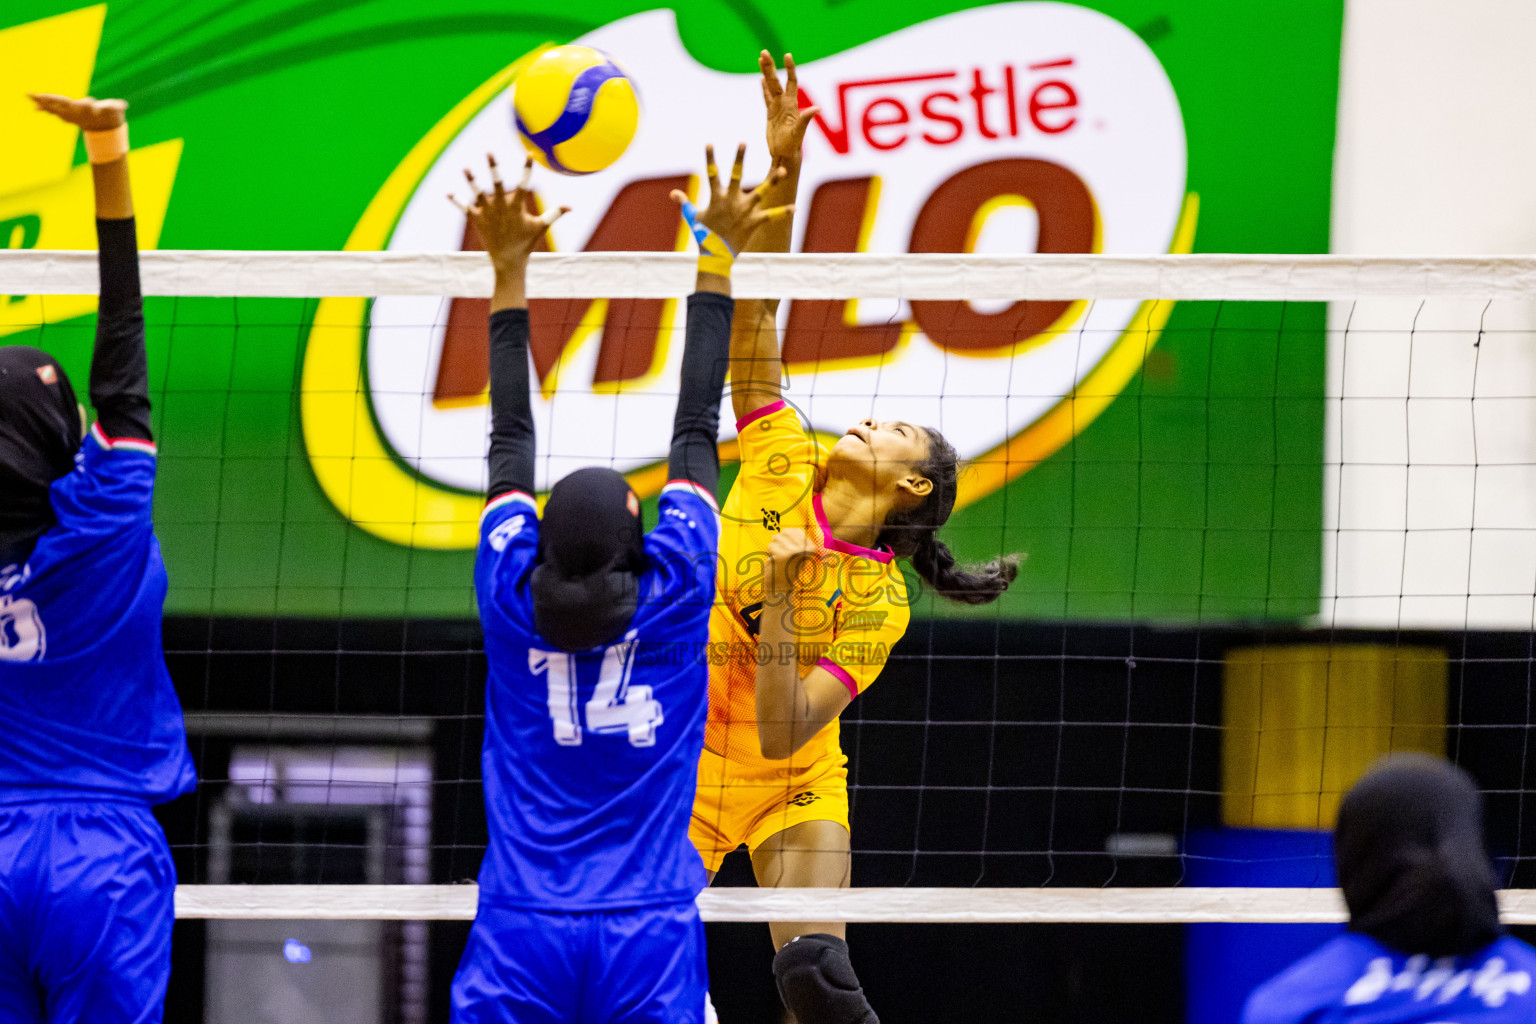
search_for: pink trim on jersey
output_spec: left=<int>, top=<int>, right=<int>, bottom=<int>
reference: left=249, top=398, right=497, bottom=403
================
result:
left=813, top=493, right=894, bottom=563
left=818, top=658, right=859, bottom=700
left=89, top=422, right=157, bottom=455
left=661, top=478, right=719, bottom=513
left=735, top=399, right=787, bottom=432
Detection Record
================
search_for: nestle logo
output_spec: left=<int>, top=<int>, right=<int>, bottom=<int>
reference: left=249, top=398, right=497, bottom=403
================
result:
left=800, top=59, right=1080, bottom=155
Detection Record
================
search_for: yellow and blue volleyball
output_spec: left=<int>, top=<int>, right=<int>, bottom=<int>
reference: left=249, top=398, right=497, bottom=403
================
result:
left=513, top=46, right=639, bottom=176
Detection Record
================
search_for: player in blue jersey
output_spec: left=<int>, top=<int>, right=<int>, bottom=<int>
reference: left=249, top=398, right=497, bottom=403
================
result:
left=446, top=147, right=790, bottom=1024
left=0, top=94, right=196, bottom=1023
left=1244, top=754, right=1536, bottom=1024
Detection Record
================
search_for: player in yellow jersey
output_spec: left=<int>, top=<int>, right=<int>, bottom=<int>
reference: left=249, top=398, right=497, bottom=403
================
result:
left=690, top=53, right=1020, bottom=1024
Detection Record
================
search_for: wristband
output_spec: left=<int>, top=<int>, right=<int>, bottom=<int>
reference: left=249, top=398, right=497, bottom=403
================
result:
left=84, top=124, right=129, bottom=165
left=680, top=200, right=736, bottom=278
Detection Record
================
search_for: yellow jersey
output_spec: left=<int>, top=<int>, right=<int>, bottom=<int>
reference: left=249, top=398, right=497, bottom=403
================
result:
left=706, top=400, right=910, bottom=774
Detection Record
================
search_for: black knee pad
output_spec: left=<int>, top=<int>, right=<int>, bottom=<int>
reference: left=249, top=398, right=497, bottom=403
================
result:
left=772, top=933, right=879, bottom=1024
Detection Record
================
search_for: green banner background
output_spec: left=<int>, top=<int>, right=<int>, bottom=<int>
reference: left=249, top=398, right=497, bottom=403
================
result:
left=4, top=0, right=1343, bottom=621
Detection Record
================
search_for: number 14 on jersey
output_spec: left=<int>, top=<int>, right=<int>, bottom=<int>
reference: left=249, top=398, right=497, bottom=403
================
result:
left=529, top=631, right=664, bottom=747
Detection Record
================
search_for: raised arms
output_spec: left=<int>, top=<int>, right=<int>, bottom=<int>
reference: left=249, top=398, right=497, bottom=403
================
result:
left=729, top=53, right=819, bottom=423
left=30, top=94, right=150, bottom=443
left=452, top=156, right=568, bottom=499
left=668, top=145, right=792, bottom=493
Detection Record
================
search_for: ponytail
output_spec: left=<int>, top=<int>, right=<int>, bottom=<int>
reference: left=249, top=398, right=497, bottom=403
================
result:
left=877, top=427, right=1021, bottom=605
left=910, top=531, right=1019, bottom=606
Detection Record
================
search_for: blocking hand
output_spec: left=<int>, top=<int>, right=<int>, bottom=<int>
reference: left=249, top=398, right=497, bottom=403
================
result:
left=671, top=143, right=793, bottom=256
left=450, top=154, right=569, bottom=269
left=29, top=93, right=127, bottom=131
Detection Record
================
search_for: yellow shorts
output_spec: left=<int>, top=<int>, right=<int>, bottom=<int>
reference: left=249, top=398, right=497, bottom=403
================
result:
left=689, top=747, right=850, bottom=873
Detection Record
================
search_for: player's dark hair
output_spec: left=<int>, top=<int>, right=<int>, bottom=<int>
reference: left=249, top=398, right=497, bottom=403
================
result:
left=0, top=346, right=83, bottom=565
left=1335, top=753, right=1501, bottom=956
left=876, top=427, right=1018, bottom=605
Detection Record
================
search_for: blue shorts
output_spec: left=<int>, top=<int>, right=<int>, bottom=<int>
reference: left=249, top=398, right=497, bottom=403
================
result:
left=0, top=802, right=175, bottom=1024
left=451, top=899, right=707, bottom=1024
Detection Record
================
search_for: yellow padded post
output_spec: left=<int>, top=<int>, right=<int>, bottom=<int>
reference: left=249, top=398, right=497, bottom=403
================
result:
left=1223, top=645, right=1446, bottom=831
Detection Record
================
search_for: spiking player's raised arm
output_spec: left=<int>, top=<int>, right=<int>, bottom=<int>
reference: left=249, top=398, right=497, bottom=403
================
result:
left=690, top=53, right=1022, bottom=1024
left=0, top=92, right=196, bottom=1024
left=727, top=51, right=819, bottom=423
left=446, top=148, right=786, bottom=1024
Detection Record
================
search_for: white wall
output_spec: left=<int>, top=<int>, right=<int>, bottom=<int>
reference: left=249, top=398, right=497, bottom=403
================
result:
left=1324, top=0, right=1536, bottom=628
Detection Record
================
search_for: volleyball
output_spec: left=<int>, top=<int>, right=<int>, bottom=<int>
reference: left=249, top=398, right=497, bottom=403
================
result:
left=513, top=45, right=639, bottom=176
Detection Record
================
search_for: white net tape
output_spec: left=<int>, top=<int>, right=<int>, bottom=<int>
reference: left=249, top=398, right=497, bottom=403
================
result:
left=172, top=886, right=1536, bottom=924
left=13, top=250, right=1530, bottom=924
left=7, top=250, right=1536, bottom=299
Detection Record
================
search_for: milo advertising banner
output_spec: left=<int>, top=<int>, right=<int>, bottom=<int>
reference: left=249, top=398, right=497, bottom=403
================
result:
left=0, top=1, right=1343, bottom=621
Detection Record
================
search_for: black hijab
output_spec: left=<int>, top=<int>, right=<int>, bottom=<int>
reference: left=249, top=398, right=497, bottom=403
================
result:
left=0, top=346, right=82, bottom=565
left=530, top=467, right=648, bottom=653
left=1336, top=753, right=1502, bottom=957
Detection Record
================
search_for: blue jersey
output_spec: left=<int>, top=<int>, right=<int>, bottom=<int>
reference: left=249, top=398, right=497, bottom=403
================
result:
left=0, top=426, right=195, bottom=805
left=1245, top=933, right=1536, bottom=1024
left=474, top=480, right=720, bottom=909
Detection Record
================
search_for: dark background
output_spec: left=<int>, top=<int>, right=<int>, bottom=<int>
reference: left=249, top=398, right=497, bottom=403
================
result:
left=155, top=617, right=1536, bottom=1023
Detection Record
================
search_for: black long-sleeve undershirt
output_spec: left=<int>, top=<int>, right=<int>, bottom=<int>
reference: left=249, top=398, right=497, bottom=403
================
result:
left=91, top=217, right=152, bottom=442
left=667, top=291, right=733, bottom=494
left=487, top=308, right=536, bottom=499
left=485, top=292, right=734, bottom=502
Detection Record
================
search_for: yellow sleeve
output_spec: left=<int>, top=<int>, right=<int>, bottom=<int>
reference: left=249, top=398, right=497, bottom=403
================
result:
left=724, top=400, right=818, bottom=525
left=820, top=570, right=910, bottom=698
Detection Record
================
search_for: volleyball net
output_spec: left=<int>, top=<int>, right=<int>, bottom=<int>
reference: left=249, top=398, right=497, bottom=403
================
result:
left=5, top=249, right=1536, bottom=925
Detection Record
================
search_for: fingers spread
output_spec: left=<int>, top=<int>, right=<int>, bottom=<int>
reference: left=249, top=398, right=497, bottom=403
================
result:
left=517, top=157, right=534, bottom=195
left=447, top=193, right=470, bottom=214
left=728, top=143, right=745, bottom=192
left=488, top=152, right=505, bottom=202
left=705, top=144, right=720, bottom=194
left=783, top=53, right=798, bottom=90
left=539, top=205, right=570, bottom=228
left=669, top=189, right=689, bottom=205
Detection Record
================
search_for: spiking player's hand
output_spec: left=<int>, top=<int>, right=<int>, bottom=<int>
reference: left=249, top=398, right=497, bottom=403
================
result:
left=671, top=143, right=793, bottom=256
left=759, top=52, right=819, bottom=162
left=449, top=154, right=569, bottom=270
left=28, top=93, right=126, bottom=131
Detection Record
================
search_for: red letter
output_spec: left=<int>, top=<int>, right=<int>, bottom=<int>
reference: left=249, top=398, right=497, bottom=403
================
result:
left=920, top=92, right=963, bottom=145
left=805, top=73, right=956, bottom=154
left=1005, top=65, right=1019, bottom=136
left=783, top=177, right=902, bottom=365
left=970, top=68, right=998, bottom=140
left=908, top=159, right=1097, bottom=352
left=1029, top=81, right=1078, bottom=134
left=798, top=84, right=850, bottom=155
left=860, top=97, right=909, bottom=151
